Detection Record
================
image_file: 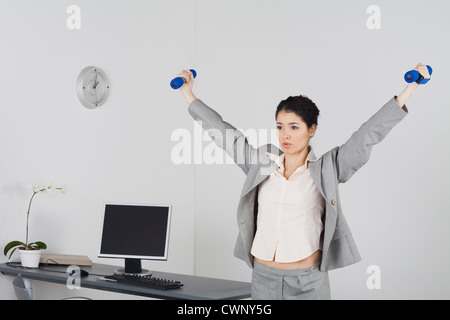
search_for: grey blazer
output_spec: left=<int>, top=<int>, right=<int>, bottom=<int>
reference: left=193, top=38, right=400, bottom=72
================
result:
left=188, top=97, right=408, bottom=271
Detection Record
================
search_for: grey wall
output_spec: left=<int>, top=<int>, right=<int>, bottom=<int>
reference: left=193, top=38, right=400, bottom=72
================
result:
left=1, top=0, right=449, bottom=299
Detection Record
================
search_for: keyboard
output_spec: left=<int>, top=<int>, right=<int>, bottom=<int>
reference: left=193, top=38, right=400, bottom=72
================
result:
left=103, top=274, right=183, bottom=290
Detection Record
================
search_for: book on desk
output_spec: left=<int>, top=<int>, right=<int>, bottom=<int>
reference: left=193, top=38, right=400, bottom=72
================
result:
left=40, top=253, right=92, bottom=266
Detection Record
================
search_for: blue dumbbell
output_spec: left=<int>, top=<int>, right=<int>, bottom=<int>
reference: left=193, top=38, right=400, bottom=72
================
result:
left=170, top=69, right=197, bottom=89
left=404, top=65, right=433, bottom=84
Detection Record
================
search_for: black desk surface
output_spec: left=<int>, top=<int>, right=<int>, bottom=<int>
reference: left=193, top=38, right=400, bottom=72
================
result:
left=0, top=262, right=251, bottom=300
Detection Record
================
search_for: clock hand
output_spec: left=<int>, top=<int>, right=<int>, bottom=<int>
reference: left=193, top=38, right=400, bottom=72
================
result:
left=93, top=74, right=99, bottom=89
left=94, top=89, right=97, bottom=105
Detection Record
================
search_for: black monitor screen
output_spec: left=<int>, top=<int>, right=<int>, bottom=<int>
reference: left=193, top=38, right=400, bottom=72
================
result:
left=99, top=204, right=171, bottom=260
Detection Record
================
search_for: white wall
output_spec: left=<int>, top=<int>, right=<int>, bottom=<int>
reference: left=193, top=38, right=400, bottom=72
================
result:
left=1, top=0, right=450, bottom=299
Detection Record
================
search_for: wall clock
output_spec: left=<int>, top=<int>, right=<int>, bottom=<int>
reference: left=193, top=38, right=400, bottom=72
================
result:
left=76, top=66, right=110, bottom=109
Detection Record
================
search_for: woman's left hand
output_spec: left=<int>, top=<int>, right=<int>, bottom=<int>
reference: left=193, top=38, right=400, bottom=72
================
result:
left=415, top=62, right=431, bottom=79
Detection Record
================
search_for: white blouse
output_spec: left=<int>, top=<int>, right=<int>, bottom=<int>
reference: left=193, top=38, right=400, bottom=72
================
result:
left=250, top=149, right=326, bottom=263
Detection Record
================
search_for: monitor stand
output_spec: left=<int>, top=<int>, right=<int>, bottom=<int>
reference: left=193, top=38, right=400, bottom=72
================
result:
left=114, top=258, right=152, bottom=276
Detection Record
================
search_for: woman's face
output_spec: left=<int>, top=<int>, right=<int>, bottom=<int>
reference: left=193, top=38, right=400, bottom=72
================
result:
left=276, top=110, right=317, bottom=155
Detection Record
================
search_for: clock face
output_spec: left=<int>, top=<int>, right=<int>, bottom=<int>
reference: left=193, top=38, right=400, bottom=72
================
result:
left=77, top=67, right=110, bottom=109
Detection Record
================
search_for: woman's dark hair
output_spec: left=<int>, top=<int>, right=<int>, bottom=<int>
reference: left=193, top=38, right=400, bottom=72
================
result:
left=275, top=95, right=320, bottom=129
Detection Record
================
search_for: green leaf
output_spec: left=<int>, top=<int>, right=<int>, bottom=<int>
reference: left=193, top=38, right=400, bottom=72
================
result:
left=8, top=247, right=21, bottom=260
left=27, top=241, right=47, bottom=250
left=3, top=241, right=26, bottom=258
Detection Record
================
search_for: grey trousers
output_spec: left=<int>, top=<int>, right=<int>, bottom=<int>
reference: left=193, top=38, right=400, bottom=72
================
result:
left=251, top=260, right=331, bottom=300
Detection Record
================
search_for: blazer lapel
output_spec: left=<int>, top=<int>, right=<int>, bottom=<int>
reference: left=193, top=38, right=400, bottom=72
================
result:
left=240, top=144, right=281, bottom=198
left=240, top=161, right=278, bottom=198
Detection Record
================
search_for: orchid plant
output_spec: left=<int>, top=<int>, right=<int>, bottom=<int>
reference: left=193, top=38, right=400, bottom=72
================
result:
left=3, top=184, right=66, bottom=259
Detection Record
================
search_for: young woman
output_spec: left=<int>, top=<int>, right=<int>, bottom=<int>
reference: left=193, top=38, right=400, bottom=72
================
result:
left=176, top=64, right=430, bottom=299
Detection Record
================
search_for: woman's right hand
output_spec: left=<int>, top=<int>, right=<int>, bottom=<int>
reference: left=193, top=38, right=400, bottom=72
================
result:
left=177, top=69, right=196, bottom=103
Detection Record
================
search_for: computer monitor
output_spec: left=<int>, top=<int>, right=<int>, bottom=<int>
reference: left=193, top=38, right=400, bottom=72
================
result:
left=98, top=203, right=172, bottom=276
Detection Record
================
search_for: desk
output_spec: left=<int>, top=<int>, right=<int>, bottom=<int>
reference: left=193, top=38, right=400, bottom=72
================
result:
left=0, top=263, right=251, bottom=300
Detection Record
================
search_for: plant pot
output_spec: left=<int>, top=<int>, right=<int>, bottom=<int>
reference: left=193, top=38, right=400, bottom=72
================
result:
left=19, top=249, right=42, bottom=268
